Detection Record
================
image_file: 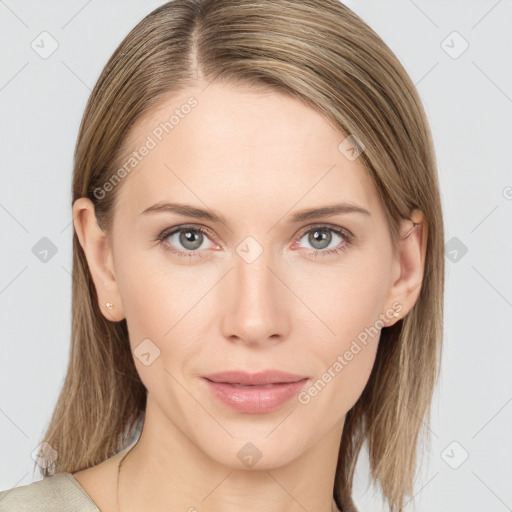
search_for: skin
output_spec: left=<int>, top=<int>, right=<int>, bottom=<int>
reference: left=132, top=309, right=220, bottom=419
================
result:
left=72, top=82, right=426, bottom=512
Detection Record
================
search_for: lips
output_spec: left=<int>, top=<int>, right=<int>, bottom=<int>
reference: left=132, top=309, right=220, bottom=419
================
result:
left=203, top=370, right=308, bottom=386
left=202, top=370, right=310, bottom=414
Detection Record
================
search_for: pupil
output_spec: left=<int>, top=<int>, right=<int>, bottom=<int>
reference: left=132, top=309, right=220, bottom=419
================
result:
left=180, top=230, right=202, bottom=250
left=309, top=229, right=331, bottom=249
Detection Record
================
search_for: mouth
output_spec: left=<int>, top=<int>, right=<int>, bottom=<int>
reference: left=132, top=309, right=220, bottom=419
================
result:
left=201, top=370, right=310, bottom=414
left=223, top=382, right=283, bottom=388
left=203, top=369, right=309, bottom=386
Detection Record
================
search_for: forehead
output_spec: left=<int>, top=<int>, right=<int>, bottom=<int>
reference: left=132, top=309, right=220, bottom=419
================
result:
left=112, top=82, right=381, bottom=224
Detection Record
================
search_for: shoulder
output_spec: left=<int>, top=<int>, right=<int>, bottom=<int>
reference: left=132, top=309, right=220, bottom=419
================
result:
left=0, top=473, right=100, bottom=512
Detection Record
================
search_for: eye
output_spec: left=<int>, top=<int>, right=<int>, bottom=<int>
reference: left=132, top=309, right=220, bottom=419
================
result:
left=156, top=223, right=354, bottom=260
left=157, top=225, right=217, bottom=258
left=293, top=224, right=353, bottom=258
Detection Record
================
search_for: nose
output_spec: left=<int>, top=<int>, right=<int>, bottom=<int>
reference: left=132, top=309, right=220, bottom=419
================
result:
left=219, top=249, right=291, bottom=346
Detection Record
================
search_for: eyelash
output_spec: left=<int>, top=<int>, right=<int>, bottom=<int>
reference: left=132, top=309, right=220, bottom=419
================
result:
left=156, top=223, right=354, bottom=259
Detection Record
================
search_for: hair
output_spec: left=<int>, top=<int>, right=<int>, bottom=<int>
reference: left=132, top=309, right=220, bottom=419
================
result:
left=37, top=1, right=444, bottom=511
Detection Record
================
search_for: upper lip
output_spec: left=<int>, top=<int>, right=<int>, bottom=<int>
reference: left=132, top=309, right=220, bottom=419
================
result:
left=203, top=370, right=309, bottom=386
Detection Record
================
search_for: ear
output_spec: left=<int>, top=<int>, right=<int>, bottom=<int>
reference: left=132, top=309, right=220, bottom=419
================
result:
left=383, top=209, right=427, bottom=326
left=72, top=197, right=125, bottom=322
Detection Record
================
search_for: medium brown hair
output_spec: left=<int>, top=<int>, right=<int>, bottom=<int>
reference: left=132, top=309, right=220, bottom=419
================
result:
left=38, top=1, right=444, bottom=511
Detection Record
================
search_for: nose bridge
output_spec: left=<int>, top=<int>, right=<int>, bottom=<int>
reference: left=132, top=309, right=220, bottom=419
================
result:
left=220, top=242, right=289, bottom=344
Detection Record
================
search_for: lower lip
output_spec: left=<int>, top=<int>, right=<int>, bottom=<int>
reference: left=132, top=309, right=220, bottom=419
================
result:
left=203, top=378, right=309, bottom=414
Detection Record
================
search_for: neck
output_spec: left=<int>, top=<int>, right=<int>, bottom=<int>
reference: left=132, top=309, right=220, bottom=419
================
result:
left=116, top=396, right=344, bottom=512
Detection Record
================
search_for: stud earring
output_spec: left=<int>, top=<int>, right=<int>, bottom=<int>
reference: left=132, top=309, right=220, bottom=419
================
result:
left=401, top=222, right=419, bottom=240
left=106, top=302, right=113, bottom=309
left=393, top=312, right=399, bottom=317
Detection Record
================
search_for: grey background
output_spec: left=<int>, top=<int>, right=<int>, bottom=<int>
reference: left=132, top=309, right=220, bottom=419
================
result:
left=1, top=1, right=511, bottom=511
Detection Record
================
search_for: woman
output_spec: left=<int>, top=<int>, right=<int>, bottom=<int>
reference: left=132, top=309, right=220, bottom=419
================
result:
left=0, top=0, right=444, bottom=511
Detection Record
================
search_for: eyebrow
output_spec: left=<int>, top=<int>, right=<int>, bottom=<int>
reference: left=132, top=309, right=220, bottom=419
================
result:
left=140, top=201, right=371, bottom=225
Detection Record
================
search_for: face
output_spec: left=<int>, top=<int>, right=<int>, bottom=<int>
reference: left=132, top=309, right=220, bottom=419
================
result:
left=82, top=82, right=410, bottom=470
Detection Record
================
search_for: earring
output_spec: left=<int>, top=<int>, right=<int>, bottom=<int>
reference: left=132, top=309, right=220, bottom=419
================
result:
left=401, top=223, right=419, bottom=240
left=393, top=312, right=399, bottom=317
left=106, top=302, right=113, bottom=309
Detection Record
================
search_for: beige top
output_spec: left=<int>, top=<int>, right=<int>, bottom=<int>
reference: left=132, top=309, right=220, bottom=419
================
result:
left=0, top=473, right=100, bottom=511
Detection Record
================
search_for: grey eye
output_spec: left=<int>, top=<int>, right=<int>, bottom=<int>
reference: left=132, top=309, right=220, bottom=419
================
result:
left=165, top=228, right=214, bottom=252
left=178, top=229, right=204, bottom=250
left=300, top=228, right=343, bottom=250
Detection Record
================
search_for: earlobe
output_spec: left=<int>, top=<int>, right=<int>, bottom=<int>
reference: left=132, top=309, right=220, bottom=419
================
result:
left=383, top=209, right=427, bottom=327
left=72, top=198, right=125, bottom=322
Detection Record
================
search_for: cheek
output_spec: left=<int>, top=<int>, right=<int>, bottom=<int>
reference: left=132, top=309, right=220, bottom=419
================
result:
left=114, top=252, right=216, bottom=379
left=291, top=253, right=390, bottom=412
left=115, top=247, right=204, bottom=338
left=289, top=247, right=391, bottom=346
